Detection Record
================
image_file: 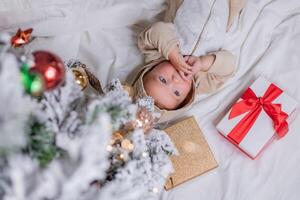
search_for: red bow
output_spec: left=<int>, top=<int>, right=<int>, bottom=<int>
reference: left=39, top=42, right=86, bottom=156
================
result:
left=227, top=83, right=289, bottom=144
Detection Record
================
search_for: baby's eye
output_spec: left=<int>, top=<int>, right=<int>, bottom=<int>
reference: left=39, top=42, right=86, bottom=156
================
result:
left=159, top=76, right=167, bottom=84
left=174, top=90, right=180, bottom=97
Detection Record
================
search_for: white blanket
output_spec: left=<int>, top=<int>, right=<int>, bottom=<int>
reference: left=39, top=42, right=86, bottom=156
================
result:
left=174, top=0, right=229, bottom=56
left=1, top=0, right=300, bottom=199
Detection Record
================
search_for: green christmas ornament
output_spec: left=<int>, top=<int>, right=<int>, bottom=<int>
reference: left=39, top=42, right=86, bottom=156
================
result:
left=20, top=63, right=44, bottom=96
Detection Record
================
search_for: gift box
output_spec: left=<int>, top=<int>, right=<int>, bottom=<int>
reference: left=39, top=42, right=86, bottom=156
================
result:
left=216, top=77, right=299, bottom=159
left=164, top=116, right=218, bottom=190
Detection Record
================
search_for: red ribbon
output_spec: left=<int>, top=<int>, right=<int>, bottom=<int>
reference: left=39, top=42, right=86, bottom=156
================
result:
left=227, top=83, right=289, bottom=144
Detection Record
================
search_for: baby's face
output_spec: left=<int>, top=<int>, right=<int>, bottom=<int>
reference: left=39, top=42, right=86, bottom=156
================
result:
left=143, top=61, right=192, bottom=110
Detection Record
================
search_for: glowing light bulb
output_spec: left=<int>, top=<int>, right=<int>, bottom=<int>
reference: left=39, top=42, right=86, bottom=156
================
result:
left=136, top=119, right=143, bottom=127
left=106, top=145, right=113, bottom=152
left=152, top=187, right=158, bottom=193
left=119, top=153, right=125, bottom=160
left=142, top=152, right=148, bottom=157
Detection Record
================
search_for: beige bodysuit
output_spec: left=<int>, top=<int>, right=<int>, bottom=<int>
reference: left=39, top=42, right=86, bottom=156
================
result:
left=127, top=0, right=247, bottom=124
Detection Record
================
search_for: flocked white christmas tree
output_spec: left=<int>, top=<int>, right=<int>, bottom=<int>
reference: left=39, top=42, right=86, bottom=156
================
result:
left=0, top=31, right=177, bottom=200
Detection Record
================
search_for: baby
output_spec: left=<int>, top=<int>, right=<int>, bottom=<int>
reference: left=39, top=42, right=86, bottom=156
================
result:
left=143, top=50, right=216, bottom=110
left=127, top=0, right=246, bottom=123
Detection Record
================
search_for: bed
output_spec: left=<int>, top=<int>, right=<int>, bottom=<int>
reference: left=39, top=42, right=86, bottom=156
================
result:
left=1, top=0, right=300, bottom=199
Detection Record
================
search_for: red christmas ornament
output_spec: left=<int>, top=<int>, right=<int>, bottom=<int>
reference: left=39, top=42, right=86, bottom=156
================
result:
left=11, top=28, right=33, bottom=47
left=30, top=51, right=65, bottom=90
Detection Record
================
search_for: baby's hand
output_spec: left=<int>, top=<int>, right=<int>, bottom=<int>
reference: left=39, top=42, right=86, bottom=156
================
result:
left=168, top=46, right=192, bottom=80
left=184, top=55, right=216, bottom=79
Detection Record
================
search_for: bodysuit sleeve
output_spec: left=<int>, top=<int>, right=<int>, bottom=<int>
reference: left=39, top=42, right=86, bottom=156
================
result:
left=137, top=22, right=179, bottom=63
left=194, top=50, right=236, bottom=94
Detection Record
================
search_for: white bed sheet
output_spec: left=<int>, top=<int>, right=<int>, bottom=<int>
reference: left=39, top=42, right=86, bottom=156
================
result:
left=1, top=0, right=300, bottom=199
left=161, top=1, right=300, bottom=199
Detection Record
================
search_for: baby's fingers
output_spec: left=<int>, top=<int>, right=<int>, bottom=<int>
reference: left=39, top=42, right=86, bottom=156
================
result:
left=188, top=56, right=200, bottom=67
left=186, top=73, right=194, bottom=80
left=181, top=62, right=193, bottom=71
left=179, top=66, right=193, bottom=74
left=183, top=56, right=190, bottom=62
left=178, top=70, right=189, bottom=81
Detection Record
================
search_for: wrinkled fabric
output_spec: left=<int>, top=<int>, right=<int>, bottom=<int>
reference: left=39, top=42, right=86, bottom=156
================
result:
left=174, top=0, right=229, bottom=56
left=2, top=0, right=300, bottom=199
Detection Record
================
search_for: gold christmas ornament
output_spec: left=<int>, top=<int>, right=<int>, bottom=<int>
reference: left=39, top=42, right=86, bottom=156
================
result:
left=109, top=131, right=124, bottom=145
left=69, top=61, right=103, bottom=94
left=121, top=82, right=133, bottom=97
left=72, top=68, right=88, bottom=89
left=113, top=131, right=124, bottom=140
left=83, top=65, right=104, bottom=95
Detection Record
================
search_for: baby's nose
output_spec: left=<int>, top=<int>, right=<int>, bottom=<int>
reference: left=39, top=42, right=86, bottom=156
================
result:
left=173, top=74, right=181, bottom=83
left=172, top=74, right=181, bottom=83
